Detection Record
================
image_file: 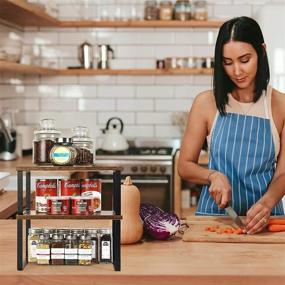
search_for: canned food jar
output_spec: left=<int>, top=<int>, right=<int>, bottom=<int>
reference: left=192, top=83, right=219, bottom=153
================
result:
left=60, top=179, right=81, bottom=196
left=47, top=196, right=70, bottom=215
left=35, top=179, right=58, bottom=213
left=81, top=179, right=102, bottom=212
left=71, top=197, right=94, bottom=215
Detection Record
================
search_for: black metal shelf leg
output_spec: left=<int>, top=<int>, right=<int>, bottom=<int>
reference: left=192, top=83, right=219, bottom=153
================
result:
left=25, top=171, right=31, bottom=264
left=112, top=170, right=121, bottom=271
left=17, top=171, right=23, bottom=271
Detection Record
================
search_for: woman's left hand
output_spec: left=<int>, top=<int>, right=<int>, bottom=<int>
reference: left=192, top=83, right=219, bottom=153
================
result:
left=245, top=202, right=271, bottom=234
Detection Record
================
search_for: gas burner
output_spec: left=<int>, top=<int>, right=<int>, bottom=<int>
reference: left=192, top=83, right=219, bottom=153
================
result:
left=96, top=147, right=173, bottom=156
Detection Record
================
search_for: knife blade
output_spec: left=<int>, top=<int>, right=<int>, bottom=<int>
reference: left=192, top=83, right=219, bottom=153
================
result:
left=225, top=206, right=245, bottom=229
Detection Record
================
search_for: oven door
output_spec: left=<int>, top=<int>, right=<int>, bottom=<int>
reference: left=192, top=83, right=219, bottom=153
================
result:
left=100, top=175, right=171, bottom=212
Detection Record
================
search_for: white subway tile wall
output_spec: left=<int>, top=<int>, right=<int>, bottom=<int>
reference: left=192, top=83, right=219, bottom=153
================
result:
left=0, top=0, right=280, bottom=142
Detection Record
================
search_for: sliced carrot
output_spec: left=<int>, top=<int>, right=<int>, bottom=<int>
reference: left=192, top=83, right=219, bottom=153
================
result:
left=268, top=219, right=285, bottom=225
left=234, top=228, right=244, bottom=234
left=268, top=224, right=285, bottom=232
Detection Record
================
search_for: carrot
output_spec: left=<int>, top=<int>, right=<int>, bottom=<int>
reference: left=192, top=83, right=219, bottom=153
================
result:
left=234, top=228, right=244, bottom=234
left=205, top=224, right=245, bottom=235
left=268, top=219, right=285, bottom=225
left=268, top=224, right=285, bottom=232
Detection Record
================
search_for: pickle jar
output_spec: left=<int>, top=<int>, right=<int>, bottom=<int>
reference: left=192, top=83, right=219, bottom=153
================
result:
left=36, top=234, right=50, bottom=265
left=33, top=119, right=61, bottom=165
left=50, top=137, right=77, bottom=166
left=78, top=234, right=92, bottom=265
left=71, top=126, right=94, bottom=165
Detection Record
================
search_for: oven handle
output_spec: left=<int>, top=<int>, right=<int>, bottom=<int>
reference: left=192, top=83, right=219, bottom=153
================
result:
left=100, top=179, right=169, bottom=184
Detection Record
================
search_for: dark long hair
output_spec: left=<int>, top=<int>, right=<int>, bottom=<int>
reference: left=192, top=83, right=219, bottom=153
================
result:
left=213, top=16, right=270, bottom=115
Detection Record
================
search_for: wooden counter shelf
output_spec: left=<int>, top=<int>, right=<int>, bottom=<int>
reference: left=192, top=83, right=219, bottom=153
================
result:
left=17, top=210, right=122, bottom=220
left=16, top=164, right=122, bottom=272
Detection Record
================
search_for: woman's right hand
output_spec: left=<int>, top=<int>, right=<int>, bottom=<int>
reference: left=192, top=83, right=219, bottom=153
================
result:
left=208, top=171, right=232, bottom=208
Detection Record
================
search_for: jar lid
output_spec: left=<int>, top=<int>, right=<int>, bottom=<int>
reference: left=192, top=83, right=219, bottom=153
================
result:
left=56, top=137, right=73, bottom=144
left=80, top=234, right=91, bottom=241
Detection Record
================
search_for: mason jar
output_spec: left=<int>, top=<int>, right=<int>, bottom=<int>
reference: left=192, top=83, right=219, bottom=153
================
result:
left=144, top=0, right=158, bottom=20
left=174, top=0, right=191, bottom=21
left=33, top=119, right=61, bottom=165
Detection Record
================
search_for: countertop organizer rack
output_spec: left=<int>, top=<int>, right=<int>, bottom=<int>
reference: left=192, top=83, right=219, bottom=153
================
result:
left=16, top=165, right=122, bottom=271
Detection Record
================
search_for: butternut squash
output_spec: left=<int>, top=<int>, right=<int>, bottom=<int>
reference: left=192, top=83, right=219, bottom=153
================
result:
left=121, top=176, right=143, bottom=244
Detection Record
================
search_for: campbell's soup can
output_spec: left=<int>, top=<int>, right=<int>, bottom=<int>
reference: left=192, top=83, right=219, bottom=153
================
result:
left=47, top=196, right=70, bottom=215
left=81, top=179, right=102, bottom=212
left=36, top=179, right=58, bottom=213
left=60, top=179, right=81, bottom=196
left=71, top=196, right=94, bottom=215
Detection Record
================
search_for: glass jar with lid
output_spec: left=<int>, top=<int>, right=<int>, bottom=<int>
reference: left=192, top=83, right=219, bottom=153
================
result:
left=50, top=137, right=77, bottom=166
left=33, top=119, right=61, bottom=165
left=50, top=233, right=65, bottom=265
left=65, top=233, right=78, bottom=265
left=36, top=234, right=50, bottom=265
left=159, top=1, right=173, bottom=21
left=28, top=228, right=43, bottom=263
left=174, top=0, right=191, bottom=21
left=78, top=234, right=92, bottom=265
left=71, top=126, right=94, bottom=165
left=144, top=0, right=158, bottom=20
left=193, top=0, right=207, bottom=20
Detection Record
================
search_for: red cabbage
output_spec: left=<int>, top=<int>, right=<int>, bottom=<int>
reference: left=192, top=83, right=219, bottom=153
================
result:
left=140, top=203, right=180, bottom=240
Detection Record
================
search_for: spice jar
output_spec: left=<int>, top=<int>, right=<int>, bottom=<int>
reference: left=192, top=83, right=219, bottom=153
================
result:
left=65, top=233, right=78, bottom=265
left=159, top=1, right=173, bottom=20
left=78, top=234, right=92, bottom=265
left=193, top=0, right=207, bottom=21
left=51, top=233, right=65, bottom=265
left=28, top=228, right=42, bottom=263
left=174, top=0, right=191, bottom=21
left=71, top=126, right=94, bottom=165
left=36, top=234, right=50, bottom=265
left=89, top=230, right=99, bottom=263
left=99, top=229, right=112, bottom=263
left=33, top=119, right=61, bottom=165
left=50, top=137, right=77, bottom=166
left=144, top=0, right=158, bottom=20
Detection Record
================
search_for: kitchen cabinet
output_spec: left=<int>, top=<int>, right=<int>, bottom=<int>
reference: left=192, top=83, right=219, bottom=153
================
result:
left=0, top=0, right=222, bottom=76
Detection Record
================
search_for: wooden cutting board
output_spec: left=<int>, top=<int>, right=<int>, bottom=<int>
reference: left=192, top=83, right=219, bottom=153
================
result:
left=183, top=216, right=285, bottom=243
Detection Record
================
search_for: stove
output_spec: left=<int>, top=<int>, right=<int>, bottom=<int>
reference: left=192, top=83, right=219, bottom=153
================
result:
left=93, top=139, right=180, bottom=212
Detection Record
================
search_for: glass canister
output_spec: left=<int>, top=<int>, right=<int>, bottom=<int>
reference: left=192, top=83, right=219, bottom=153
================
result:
left=159, top=1, right=173, bottom=20
left=33, top=118, right=61, bottom=165
left=65, top=233, right=78, bottom=265
left=71, top=126, right=94, bottom=165
left=193, top=0, right=208, bottom=20
left=78, top=234, right=92, bottom=265
left=99, top=229, right=112, bottom=263
left=174, top=0, right=191, bottom=21
left=28, top=228, right=43, bottom=263
left=50, top=137, right=77, bottom=166
left=36, top=234, right=50, bottom=265
left=144, top=0, right=158, bottom=20
left=50, top=233, right=65, bottom=265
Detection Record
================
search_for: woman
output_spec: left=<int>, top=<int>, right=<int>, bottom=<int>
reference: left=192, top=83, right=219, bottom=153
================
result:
left=178, top=16, right=285, bottom=234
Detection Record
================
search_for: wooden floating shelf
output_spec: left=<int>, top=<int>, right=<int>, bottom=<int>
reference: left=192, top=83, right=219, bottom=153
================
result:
left=59, top=68, right=213, bottom=76
left=59, top=20, right=224, bottom=29
left=17, top=210, right=122, bottom=220
left=0, top=0, right=224, bottom=28
left=0, top=0, right=60, bottom=27
left=0, top=61, right=213, bottom=76
left=0, top=60, right=58, bottom=75
left=16, top=164, right=123, bottom=172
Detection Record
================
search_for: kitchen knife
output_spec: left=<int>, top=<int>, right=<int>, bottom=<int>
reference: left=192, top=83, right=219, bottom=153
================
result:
left=225, top=206, right=245, bottom=229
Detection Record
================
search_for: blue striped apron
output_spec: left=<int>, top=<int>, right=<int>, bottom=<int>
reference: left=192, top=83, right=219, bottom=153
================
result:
left=196, top=96, right=284, bottom=216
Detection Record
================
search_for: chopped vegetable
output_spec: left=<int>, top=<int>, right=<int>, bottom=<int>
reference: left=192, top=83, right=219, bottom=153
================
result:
left=205, top=225, right=244, bottom=235
left=268, top=224, right=285, bottom=232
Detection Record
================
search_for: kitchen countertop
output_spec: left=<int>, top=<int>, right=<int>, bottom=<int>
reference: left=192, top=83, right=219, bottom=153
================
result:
left=1, top=218, right=285, bottom=285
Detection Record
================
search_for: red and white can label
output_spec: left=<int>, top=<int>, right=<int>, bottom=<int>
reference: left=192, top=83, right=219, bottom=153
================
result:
left=71, top=197, right=94, bottom=215
left=60, top=179, right=81, bottom=196
left=35, top=179, right=58, bottom=213
left=81, top=179, right=102, bottom=212
left=47, top=196, right=70, bottom=215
